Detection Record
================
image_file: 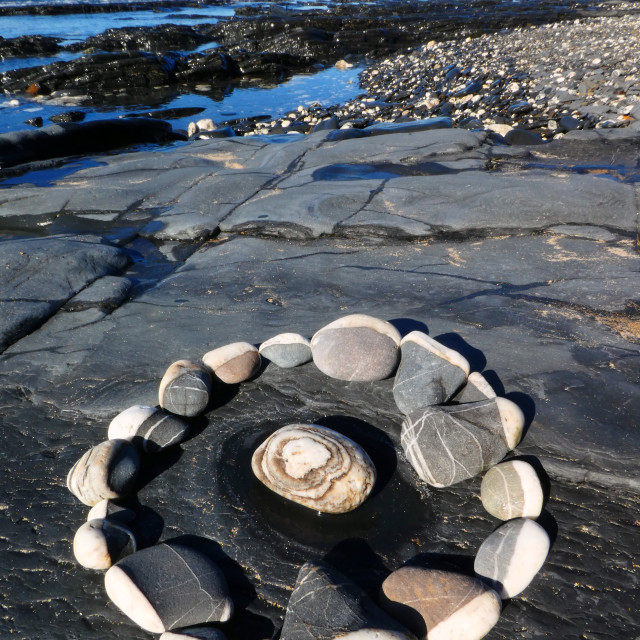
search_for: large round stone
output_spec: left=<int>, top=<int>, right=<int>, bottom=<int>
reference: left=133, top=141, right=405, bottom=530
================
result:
left=251, top=423, right=376, bottom=514
left=311, top=314, right=401, bottom=381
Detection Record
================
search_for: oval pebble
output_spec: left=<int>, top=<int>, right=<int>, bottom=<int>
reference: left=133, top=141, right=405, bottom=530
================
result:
left=311, top=314, right=401, bottom=381
left=379, top=567, right=501, bottom=640
left=108, top=405, right=190, bottom=453
left=481, top=460, right=544, bottom=520
left=159, top=360, right=211, bottom=417
left=251, top=423, right=376, bottom=514
left=73, top=518, right=136, bottom=570
left=67, top=439, right=140, bottom=506
left=259, top=332, right=312, bottom=368
left=474, top=518, right=550, bottom=598
left=202, top=342, right=261, bottom=384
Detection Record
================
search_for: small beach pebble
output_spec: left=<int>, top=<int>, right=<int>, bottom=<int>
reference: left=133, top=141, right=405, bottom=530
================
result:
left=481, top=460, right=544, bottom=520
left=67, top=439, right=140, bottom=506
left=108, top=405, right=190, bottom=452
left=453, top=371, right=496, bottom=403
left=73, top=518, right=136, bottom=570
left=160, top=627, right=228, bottom=640
left=105, top=539, right=233, bottom=633
left=87, top=499, right=136, bottom=523
left=252, top=424, right=376, bottom=514
left=202, top=342, right=261, bottom=384
left=159, top=360, right=212, bottom=417
left=379, top=567, right=501, bottom=640
left=259, top=333, right=312, bottom=368
left=401, top=398, right=524, bottom=487
left=474, top=518, right=550, bottom=598
left=311, top=314, right=401, bottom=381
left=393, top=331, right=470, bottom=413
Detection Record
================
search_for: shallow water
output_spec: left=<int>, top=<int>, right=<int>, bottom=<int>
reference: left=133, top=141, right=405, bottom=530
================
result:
left=0, top=64, right=362, bottom=135
left=0, top=0, right=364, bottom=136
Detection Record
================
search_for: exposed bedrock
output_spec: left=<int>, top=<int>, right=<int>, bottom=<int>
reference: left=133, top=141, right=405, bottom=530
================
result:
left=0, top=124, right=638, bottom=640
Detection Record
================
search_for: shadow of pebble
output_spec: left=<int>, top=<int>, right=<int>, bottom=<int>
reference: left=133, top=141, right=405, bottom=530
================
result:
left=435, top=332, right=487, bottom=372
left=323, top=537, right=392, bottom=599
left=167, top=534, right=275, bottom=640
left=388, top=317, right=429, bottom=337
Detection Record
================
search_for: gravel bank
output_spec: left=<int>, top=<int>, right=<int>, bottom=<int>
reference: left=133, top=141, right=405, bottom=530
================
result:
left=244, top=13, right=640, bottom=141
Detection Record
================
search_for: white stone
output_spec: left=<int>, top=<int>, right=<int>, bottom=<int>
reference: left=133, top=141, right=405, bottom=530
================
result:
left=475, top=518, right=550, bottom=598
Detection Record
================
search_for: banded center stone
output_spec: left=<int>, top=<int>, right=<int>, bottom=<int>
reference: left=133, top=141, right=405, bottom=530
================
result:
left=282, top=438, right=331, bottom=478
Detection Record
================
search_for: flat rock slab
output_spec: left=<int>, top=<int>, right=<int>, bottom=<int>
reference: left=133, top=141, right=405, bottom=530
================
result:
left=0, top=127, right=638, bottom=640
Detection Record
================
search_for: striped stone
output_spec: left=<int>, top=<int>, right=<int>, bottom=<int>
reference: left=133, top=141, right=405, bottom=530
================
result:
left=108, top=405, right=190, bottom=453
left=481, top=460, right=544, bottom=520
left=474, top=518, right=550, bottom=598
left=379, top=567, right=501, bottom=640
left=400, top=398, right=524, bottom=487
left=67, top=439, right=140, bottom=506
left=159, top=360, right=211, bottom=417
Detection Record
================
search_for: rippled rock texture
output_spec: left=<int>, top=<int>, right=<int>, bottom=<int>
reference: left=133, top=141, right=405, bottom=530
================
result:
left=0, top=125, right=638, bottom=639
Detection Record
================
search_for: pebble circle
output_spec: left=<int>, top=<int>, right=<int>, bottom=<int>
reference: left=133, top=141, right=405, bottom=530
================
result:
left=66, top=313, right=551, bottom=639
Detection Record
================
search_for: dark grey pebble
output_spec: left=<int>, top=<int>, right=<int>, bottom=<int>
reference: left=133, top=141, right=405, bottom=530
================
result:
left=105, top=538, right=233, bottom=633
left=280, top=560, right=416, bottom=640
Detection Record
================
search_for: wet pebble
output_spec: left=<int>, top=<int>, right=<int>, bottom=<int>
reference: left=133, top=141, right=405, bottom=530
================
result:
left=251, top=423, right=376, bottom=514
left=400, top=398, right=524, bottom=487
left=105, top=539, right=233, bottom=633
left=159, top=360, right=212, bottom=417
left=108, top=405, right=190, bottom=453
left=393, top=331, right=470, bottom=414
left=311, top=314, right=401, bottom=381
left=67, top=439, right=140, bottom=506
left=73, top=518, right=136, bottom=570
left=259, top=332, right=312, bottom=368
left=481, top=460, right=544, bottom=520
left=202, top=342, right=261, bottom=384
left=379, top=567, right=501, bottom=640
left=474, top=518, right=550, bottom=598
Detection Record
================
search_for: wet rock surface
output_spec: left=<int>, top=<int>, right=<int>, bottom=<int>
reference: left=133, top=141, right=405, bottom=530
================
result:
left=0, top=113, right=638, bottom=639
